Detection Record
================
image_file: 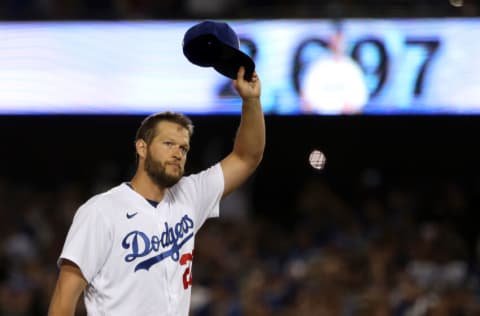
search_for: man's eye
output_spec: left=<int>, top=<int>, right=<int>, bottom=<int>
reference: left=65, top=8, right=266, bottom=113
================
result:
left=164, top=141, right=174, bottom=147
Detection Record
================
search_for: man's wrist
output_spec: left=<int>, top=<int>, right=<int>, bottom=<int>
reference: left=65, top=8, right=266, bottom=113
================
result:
left=241, top=96, right=261, bottom=106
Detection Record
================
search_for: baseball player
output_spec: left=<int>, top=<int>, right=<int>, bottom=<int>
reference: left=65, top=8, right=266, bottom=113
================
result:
left=48, top=66, right=265, bottom=316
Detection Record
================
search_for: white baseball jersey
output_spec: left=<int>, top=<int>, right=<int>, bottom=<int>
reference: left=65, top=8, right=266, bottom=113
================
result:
left=59, top=163, right=224, bottom=316
left=301, top=55, right=369, bottom=114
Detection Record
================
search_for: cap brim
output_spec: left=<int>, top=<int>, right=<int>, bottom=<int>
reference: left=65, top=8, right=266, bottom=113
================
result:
left=213, top=45, right=255, bottom=81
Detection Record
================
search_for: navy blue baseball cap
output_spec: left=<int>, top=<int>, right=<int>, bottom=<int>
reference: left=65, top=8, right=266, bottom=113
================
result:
left=182, top=20, right=255, bottom=81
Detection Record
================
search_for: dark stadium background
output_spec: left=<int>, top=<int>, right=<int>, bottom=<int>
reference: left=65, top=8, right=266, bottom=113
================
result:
left=2, top=114, right=479, bottom=217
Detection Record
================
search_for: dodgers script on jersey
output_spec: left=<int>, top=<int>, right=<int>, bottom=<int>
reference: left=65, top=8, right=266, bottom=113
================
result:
left=58, top=164, right=224, bottom=316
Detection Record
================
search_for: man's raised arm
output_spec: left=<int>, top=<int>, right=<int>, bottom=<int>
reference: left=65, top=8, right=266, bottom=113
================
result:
left=221, top=66, right=266, bottom=197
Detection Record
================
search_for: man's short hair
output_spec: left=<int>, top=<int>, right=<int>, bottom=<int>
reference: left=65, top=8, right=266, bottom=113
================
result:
left=135, top=112, right=194, bottom=145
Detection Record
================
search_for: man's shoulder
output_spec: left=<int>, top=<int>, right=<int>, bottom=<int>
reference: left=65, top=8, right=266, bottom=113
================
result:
left=171, top=164, right=223, bottom=194
left=80, top=183, right=128, bottom=211
left=179, top=163, right=222, bottom=183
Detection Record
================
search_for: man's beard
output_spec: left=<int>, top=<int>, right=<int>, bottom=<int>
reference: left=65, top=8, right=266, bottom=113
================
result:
left=144, top=151, right=183, bottom=188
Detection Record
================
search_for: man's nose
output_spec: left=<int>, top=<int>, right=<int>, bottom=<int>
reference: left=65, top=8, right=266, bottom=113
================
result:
left=172, top=147, right=183, bottom=159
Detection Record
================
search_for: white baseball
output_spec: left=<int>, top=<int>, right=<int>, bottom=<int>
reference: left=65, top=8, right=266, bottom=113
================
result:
left=309, top=149, right=326, bottom=170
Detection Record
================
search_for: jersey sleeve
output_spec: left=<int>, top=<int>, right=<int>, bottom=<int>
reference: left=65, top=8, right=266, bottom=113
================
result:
left=185, top=163, right=224, bottom=231
left=58, top=200, right=113, bottom=283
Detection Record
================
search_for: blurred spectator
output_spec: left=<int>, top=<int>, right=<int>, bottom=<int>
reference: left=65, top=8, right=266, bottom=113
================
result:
left=300, top=21, right=369, bottom=114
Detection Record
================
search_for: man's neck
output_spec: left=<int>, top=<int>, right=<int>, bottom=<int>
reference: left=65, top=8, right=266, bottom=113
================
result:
left=130, top=172, right=166, bottom=203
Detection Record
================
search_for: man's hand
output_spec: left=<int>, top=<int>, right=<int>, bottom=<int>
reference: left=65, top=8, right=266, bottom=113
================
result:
left=233, top=66, right=261, bottom=100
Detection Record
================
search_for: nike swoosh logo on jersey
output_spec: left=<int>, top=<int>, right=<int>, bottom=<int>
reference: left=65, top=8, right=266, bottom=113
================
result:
left=126, top=212, right=138, bottom=219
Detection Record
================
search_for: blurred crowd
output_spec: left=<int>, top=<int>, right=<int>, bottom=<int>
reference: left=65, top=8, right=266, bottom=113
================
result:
left=1, top=165, right=480, bottom=315
left=190, top=171, right=480, bottom=316
left=0, top=0, right=478, bottom=20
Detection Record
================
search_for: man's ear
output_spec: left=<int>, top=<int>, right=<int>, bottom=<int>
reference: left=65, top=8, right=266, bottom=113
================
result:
left=135, top=139, right=147, bottom=159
